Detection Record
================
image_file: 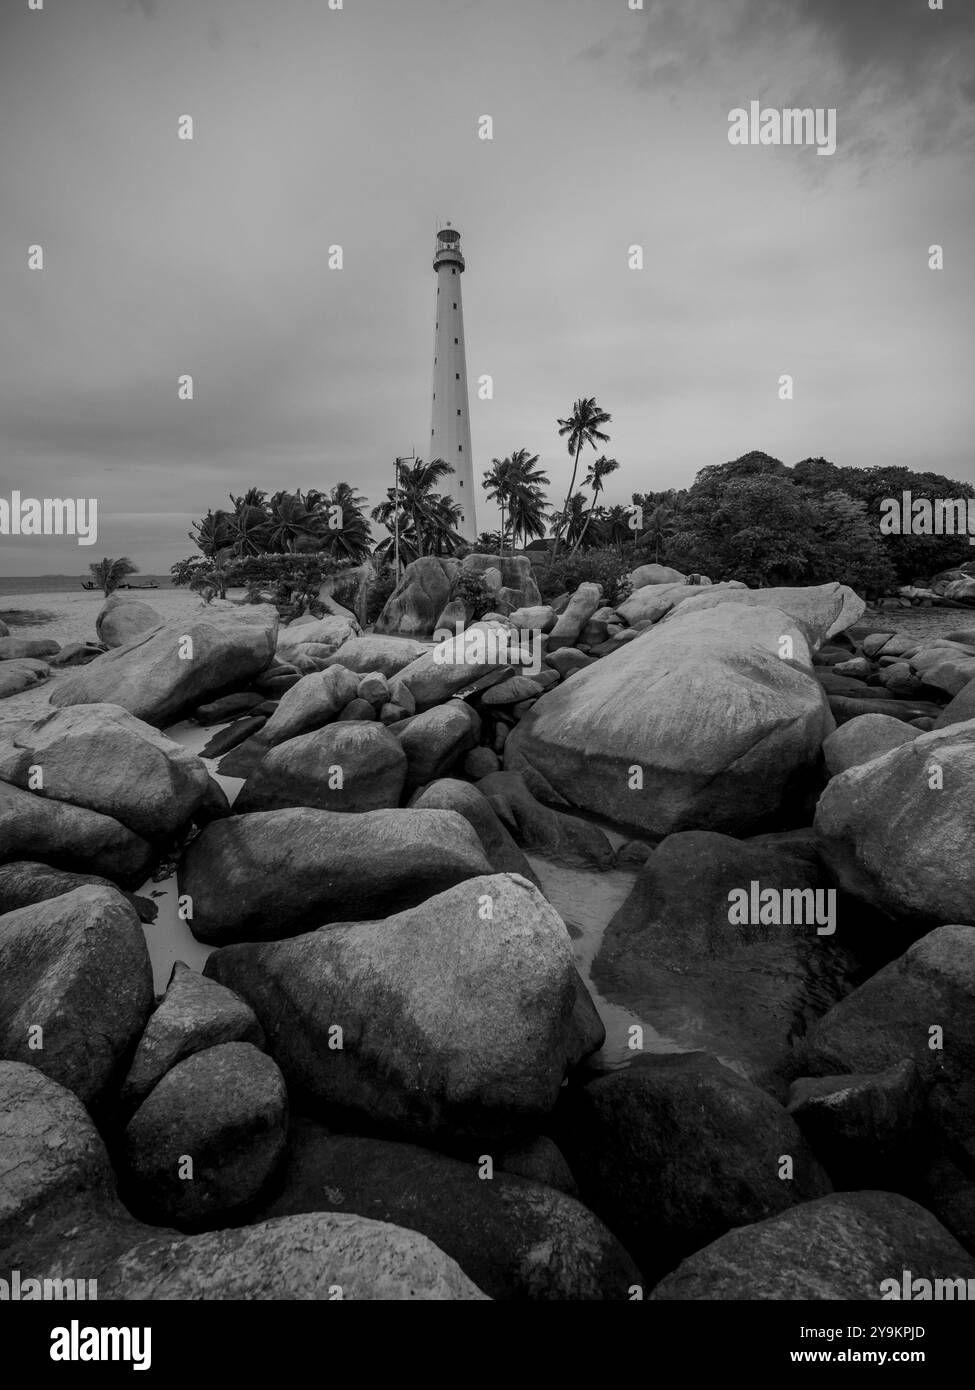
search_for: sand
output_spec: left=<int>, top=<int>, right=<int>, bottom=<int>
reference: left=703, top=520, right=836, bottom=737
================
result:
left=0, top=588, right=209, bottom=733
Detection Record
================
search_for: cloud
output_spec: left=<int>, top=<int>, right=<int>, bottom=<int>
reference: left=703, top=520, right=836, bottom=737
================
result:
left=589, top=0, right=975, bottom=167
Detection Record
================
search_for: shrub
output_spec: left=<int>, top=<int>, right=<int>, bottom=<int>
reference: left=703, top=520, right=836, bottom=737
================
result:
left=535, top=548, right=634, bottom=607
left=365, top=566, right=399, bottom=626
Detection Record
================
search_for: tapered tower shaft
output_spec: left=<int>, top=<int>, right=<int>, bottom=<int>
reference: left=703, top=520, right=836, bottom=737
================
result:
left=430, top=225, right=476, bottom=541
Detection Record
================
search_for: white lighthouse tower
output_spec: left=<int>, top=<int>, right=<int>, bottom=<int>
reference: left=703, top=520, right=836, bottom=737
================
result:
left=430, top=224, right=476, bottom=541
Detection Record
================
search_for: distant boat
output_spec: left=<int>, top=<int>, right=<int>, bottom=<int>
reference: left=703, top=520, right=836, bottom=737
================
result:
left=80, top=579, right=160, bottom=591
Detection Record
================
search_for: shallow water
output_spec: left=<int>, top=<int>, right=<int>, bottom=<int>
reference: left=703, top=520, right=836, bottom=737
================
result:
left=526, top=853, right=689, bottom=1069
left=861, top=604, right=975, bottom=644
left=140, top=719, right=244, bottom=992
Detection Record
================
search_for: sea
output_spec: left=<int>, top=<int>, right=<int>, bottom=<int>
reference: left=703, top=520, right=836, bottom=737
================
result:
left=0, top=575, right=176, bottom=596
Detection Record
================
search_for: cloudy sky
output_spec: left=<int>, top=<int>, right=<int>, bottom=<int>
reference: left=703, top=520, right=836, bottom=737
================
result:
left=1, top=0, right=973, bottom=574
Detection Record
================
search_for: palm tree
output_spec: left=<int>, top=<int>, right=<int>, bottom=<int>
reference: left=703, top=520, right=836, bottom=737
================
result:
left=90, top=557, right=138, bottom=596
left=602, top=504, right=635, bottom=553
left=482, top=457, right=514, bottom=555
left=224, top=490, right=271, bottom=557
left=371, top=458, right=461, bottom=559
left=190, top=508, right=235, bottom=560
left=549, top=493, right=590, bottom=552
left=305, top=482, right=373, bottom=563
left=571, top=455, right=619, bottom=553
left=553, top=397, right=611, bottom=557
left=506, top=450, right=550, bottom=550
left=644, top=502, right=679, bottom=563
left=266, top=490, right=319, bottom=553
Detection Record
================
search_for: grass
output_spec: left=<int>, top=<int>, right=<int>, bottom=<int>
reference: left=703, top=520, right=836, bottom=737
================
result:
left=0, top=608, right=59, bottom=628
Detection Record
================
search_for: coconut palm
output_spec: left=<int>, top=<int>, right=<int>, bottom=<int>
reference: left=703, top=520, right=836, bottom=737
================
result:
left=482, top=457, right=514, bottom=555
left=553, top=397, right=611, bottom=557
left=190, top=508, right=235, bottom=560
left=89, top=556, right=138, bottom=596
left=548, top=493, right=590, bottom=552
left=266, top=490, right=320, bottom=553
left=506, top=450, right=550, bottom=550
left=371, top=458, right=461, bottom=559
left=318, top=482, right=373, bottom=564
left=570, top=455, right=619, bottom=554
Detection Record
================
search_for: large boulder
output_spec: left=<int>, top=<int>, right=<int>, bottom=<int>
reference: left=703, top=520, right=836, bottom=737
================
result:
left=0, top=661, right=49, bottom=699
left=0, top=1062, right=118, bottom=1258
left=593, top=830, right=857, bottom=1090
left=629, top=563, right=686, bottom=588
left=258, top=666, right=359, bottom=748
left=375, top=556, right=453, bottom=638
left=814, top=721, right=975, bottom=923
left=664, top=582, right=866, bottom=648
left=121, top=961, right=265, bottom=1110
left=652, top=1192, right=975, bottom=1300
left=123, top=1042, right=288, bottom=1226
left=205, top=874, right=603, bottom=1142
left=461, top=554, right=542, bottom=608
left=505, top=605, right=833, bottom=837
left=0, top=886, right=153, bottom=1111
left=803, top=925, right=975, bottom=1091
left=0, top=636, right=60, bottom=661
left=276, top=614, right=359, bottom=660
left=393, top=622, right=525, bottom=711
left=0, top=861, right=155, bottom=923
left=0, top=781, right=154, bottom=888
left=410, top=778, right=539, bottom=882
left=94, top=1212, right=487, bottom=1300
left=908, top=642, right=975, bottom=697
left=547, top=583, right=603, bottom=651
left=234, top=722, right=407, bottom=814
left=0, top=1063, right=483, bottom=1300
left=558, top=1052, right=831, bottom=1282
left=0, top=703, right=211, bottom=842
left=822, top=713, right=919, bottom=776
left=394, top=703, right=480, bottom=790
left=321, top=634, right=428, bottom=677
left=255, top=1121, right=640, bottom=1300
left=616, top=580, right=746, bottom=626
left=95, top=593, right=162, bottom=648
left=933, top=675, right=975, bottom=729
left=49, top=605, right=278, bottom=726
left=786, top=1060, right=925, bottom=1189
left=181, top=806, right=492, bottom=944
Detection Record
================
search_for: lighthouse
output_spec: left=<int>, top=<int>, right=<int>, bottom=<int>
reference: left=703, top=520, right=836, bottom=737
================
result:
left=430, top=224, right=476, bottom=541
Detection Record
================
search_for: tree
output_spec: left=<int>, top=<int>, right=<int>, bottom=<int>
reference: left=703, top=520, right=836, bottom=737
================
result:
left=89, top=557, right=138, bottom=596
left=317, top=482, right=373, bottom=564
left=553, top=397, right=611, bottom=557
left=482, top=457, right=514, bottom=555
left=506, top=449, right=550, bottom=550
left=572, top=455, right=619, bottom=553
left=549, top=492, right=590, bottom=552
left=371, top=458, right=462, bottom=559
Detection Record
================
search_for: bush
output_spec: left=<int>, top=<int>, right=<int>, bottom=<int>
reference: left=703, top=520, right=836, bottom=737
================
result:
left=534, top=548, right=634, bottom=607
left=365, top=566, right=398, bottom=626
left=449, top=569, right=493, bottom=620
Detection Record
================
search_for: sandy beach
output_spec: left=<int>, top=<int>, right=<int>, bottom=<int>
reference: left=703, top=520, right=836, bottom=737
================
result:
left=0, top=588, right=211, bottom=732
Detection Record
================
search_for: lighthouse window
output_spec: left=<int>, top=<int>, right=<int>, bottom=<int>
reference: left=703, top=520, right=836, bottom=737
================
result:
left=457, top=409, right=461, bottom=416
left=452, top=269, right=456, bottom=275
left=458, top=445, right=463, bottom=452
left=454, top=338, right=458, bottom=344
left=453, top=303, right=456, bottom=309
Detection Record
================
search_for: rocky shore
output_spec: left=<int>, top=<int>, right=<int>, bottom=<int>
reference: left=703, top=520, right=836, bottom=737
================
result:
left=2, top=556, right=975, bottom=1300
